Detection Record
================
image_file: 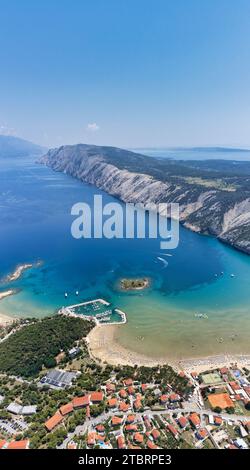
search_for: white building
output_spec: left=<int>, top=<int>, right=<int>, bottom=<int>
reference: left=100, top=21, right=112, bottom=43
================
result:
left=234, top=438, right=248, bottom=449
left=6, top=402, right=22, bottom=414
left=6, top=402, right=37, bottom=415
left=22, top=405, right=37, bottom=415
left=239, top=425, right=248, bottom=438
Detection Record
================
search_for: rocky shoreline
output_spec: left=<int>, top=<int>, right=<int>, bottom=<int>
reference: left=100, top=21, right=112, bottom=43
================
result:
left=2, top=260, right=43, bottom=284
left=40, top=144, right=250, bottom=255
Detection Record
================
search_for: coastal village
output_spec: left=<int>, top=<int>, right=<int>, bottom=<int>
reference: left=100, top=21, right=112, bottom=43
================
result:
left=0, top=313, right=250, bottom=450
left=1, top=1, right=250, bottom=463
left=0, top=267, right=250, bottom=451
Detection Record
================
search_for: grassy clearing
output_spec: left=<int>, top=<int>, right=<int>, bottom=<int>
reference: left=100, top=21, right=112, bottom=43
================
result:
left=182, top=176, right=237, bottom=191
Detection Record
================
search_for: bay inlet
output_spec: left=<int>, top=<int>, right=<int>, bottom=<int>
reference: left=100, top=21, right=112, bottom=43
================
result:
left=1, top=154, right=250, bottom=361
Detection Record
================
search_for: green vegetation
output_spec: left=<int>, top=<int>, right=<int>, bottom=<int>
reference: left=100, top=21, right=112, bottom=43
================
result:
left=115, top=364, right=193, bottom=397
left=120, top=277, right=150, bottom=290
left=181, top=176, right=237, bottom=192
left=44, top=144, right=250, bottom=254
left=0, top=316, right=94, bottom=378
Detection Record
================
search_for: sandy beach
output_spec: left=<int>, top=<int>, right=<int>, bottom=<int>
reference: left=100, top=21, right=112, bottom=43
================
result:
left=0, top=289, right=18, bottom=301
left=0, top=312, right=14, bottom=325
left=3, top=263, right=33, bottom=283
left=87, top=323, right=250, bottom=373
left=87, top=324, right=167, bottom=367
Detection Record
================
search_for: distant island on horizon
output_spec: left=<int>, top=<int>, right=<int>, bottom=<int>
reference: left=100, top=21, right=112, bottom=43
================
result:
left=132, top=145, right=250, bottom=152
left=0, top=135, right=46, bottom=158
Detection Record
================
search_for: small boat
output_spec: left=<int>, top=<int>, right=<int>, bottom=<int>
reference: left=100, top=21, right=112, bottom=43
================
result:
left=231, top=273, right=235, bottom=278
left=76, top=291, right=79, bottom=296
left=195, top=313, right=208, bottom=319
left=64, top=292, right=68, bottom=298
left=99, top=317, right=111, bottom=322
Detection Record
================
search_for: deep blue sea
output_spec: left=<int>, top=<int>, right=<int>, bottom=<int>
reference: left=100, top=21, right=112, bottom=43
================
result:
left=1, top=152, right=250, bottom=359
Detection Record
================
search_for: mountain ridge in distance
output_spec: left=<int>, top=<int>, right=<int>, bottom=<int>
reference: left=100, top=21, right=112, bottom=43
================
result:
left=0, top=135, right=46, bottom=158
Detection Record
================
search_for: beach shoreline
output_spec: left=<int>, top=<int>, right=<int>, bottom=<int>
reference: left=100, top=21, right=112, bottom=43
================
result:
left=0, top=312, right=15, bottom=325
left=87, top=323, right=250, bottom=373
left=0, top=289, right=20, bottom=302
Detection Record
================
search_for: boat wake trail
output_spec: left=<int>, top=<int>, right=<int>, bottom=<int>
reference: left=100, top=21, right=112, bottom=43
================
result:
left=157, top=256, right=168, bottom=268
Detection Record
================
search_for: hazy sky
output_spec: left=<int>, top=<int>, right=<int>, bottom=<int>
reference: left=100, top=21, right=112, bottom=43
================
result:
left=1, top=0, right=250, bottom=148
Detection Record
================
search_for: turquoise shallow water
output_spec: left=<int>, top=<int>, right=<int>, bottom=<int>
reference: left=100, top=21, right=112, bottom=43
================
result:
left=0, top=155, right=250, bottom=359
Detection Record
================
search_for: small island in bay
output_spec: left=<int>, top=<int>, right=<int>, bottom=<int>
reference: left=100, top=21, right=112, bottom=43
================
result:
left=3, top=260, right=43, bottom=283
left=119, top=277, right=150, bottom=291
left=0, top=289, right=20, bottom=300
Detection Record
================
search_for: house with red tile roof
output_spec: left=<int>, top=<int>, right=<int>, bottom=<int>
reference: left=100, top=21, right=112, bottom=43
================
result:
left=106, top=383, right=116, bottom=393
left=214, top=416, right=223, bottom=426
left=141, top=384, right=148, bottom=393
left=96, top=424, right=105, bottom=433
left=178, top=416, right=188, bottom=429
left=196, top=428, right=208, bottom=440
left=189, top=412, right=200, bottom=429
left=111, top=416, right=123, bottom=426
left=191, top=371, right=198, bottom=379
left=117, top=435, right=125, bottom=449
left=169, top=393, right=180, bottom=402
left=107, top=397, right=117, bottom=408
left=134, top=432, right=144, bottom=444
left=123, top=378, right=133, bottom=387
left=167, top=424, right=179, bottom=438
left=87, top=432, right=96, bottom=446
left=7, top=440, right=29, bottom=449
left=45, top=411, right=63, bottom=432
left=234, top=394, right=242, bottom=401
left=126, top=414, right=135, bottom=423
left=127, top=386, right=135, bottom=395
left=229, top=382, right=240, bottom=393
left=119, top=389, right=128, bottom=399
left=147, top=439, right=158, bottom=449
left=0, top=439, right=7, bottom=449
left=119, top=401, right=130, bottom=412
left=72, top=395, right=90, bottom=408
left=134, top=399, right=142, bottom=411
left=160, top=394, right=168, bottom=404
left=144, top=417, right=151, bottom=431
left=125, top=424, right=138, bottom=432
left=60, top=402, right=73, bottom=416
left=126, top=414, right=136, bottom=424
left=90, top=391, right=104, bottom=403
left=151, top=428, right=160, bottom=440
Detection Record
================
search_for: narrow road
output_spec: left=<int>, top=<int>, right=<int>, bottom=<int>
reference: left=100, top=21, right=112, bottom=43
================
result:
left=59, top=406, right=249, bottom=448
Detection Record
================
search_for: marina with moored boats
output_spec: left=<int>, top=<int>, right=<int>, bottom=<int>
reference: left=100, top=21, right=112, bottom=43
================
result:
left=59, top=298, right=127, bottom=325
